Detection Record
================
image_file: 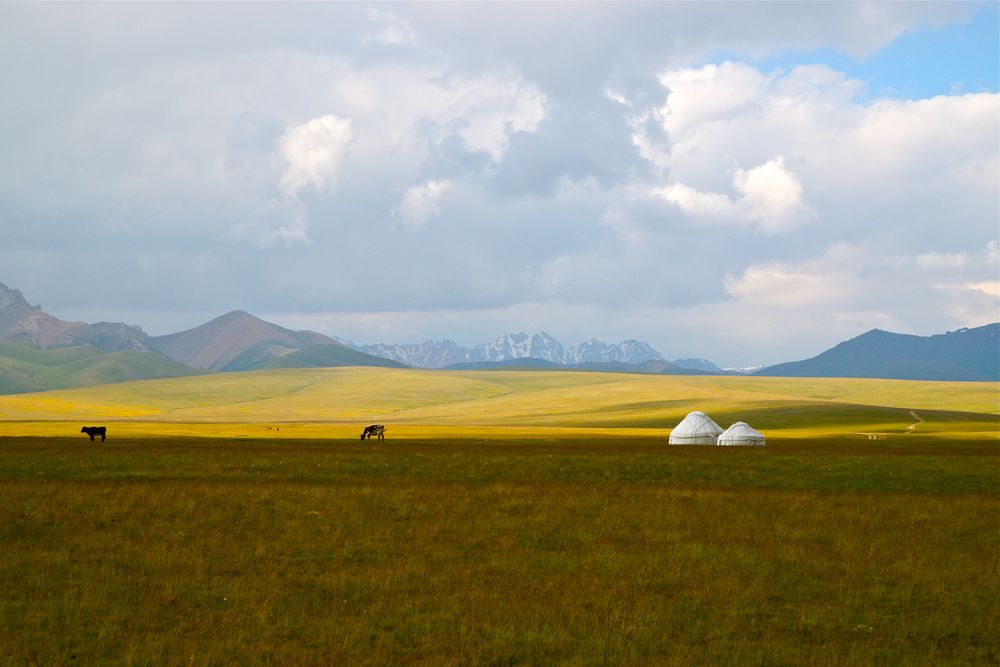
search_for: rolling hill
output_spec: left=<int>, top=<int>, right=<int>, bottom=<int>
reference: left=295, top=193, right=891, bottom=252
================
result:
left=443, top=358, right=563, bottom=371
left=442, top=358, right=706, bottom=374
left=0, top=341, right=201, bottom=394
left=756, top=324, right=1000, bottom=381
left=262, top=343, right=408, bottom=369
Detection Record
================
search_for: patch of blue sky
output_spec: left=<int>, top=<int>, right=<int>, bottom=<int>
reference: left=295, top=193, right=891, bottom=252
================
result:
left=707, top=3, right=998, bottom=101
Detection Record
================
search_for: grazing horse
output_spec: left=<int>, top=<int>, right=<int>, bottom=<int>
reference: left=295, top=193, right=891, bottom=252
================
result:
left=81, top=426, right=107, bottom=442
left=361, top=424, right=385, bottom=441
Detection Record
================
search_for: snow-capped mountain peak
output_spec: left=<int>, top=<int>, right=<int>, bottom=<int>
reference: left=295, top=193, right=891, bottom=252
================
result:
left=474, top=331, right=567, bottom=363
left=351, top=332, right=673, bottom=368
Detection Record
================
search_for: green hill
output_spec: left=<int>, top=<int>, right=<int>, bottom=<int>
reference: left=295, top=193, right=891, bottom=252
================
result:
left=0, top=341, right=201, bottom=394
left=261, top=343, right=408, bottom=369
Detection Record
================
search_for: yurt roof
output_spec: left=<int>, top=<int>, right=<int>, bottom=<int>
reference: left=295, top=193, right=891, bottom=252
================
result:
left=718, top=422, right=765, bottom=440
left=671, top=411, right=723, bottom=436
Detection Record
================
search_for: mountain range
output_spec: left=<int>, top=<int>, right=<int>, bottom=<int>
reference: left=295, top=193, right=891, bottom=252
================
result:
left=0, top=282, right=679, bottom=372
left=350, top=332, right=675, bottom=369
left=757, top=325, right=999, bottom=381
left=0, top=281, right=996, bottom=394
left=0, top=282, right=397, bottom=390
left=0, top=283, right=151, bottom=352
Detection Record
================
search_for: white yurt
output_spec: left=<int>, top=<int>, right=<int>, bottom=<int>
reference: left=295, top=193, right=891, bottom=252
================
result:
left=717, top=422, right=766, bottom=446
left=668, top=411, right=724, bottom=445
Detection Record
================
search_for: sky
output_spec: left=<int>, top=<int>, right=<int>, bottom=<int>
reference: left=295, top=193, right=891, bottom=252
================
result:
left=0, top=2, right=997, bottom=368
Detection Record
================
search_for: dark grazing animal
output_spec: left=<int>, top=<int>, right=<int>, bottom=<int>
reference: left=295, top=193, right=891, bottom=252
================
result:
left=81, top=426, right=107, bottom=442
left=361, top=424, right=385, bottom=440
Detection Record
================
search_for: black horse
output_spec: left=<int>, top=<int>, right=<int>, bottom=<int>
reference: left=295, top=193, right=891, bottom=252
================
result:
left=360, top=424, right=385, bottom=441
left=81, top=426, right=107, bottom=442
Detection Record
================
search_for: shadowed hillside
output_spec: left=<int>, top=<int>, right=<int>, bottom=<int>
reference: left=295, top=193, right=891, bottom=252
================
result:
left=757, top=324, right=999, bottom=381
left=0, top=341, right=201, bottom=394
left=262, top=344, right=408, bottom=369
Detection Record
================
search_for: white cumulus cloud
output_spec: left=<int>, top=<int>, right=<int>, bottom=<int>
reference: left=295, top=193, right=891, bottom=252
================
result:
left=659, top=61, right=772, bottom=139
left=393, top=179, right=452, bottom=230
left=631, top=61, right=997, bottom=248
left=732, top=156, right=818, bottom=233
left=657, top=156, right=817, bottom=233
left=279, top=114, right=353, bottom=199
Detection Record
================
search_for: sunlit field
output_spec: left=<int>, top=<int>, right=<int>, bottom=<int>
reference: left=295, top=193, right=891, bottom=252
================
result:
left=0, top=367, right=997, bottom=440
left=1, top=369, right=997, bottom=663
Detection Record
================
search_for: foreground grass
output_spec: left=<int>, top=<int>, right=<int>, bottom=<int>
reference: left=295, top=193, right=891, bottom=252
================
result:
left=1, top=436, right=997, bottom=665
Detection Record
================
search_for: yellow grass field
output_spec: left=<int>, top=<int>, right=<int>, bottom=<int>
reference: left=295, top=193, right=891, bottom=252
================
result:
left=0, top=367, right=996, bottom=441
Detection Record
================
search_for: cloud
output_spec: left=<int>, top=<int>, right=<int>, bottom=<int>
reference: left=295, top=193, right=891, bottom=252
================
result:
left=660, top=62, right=773, bottom=139
left=279, top=114, right=353, bottom=199
left=723, top=251, right=859, bottom=309
left=285, top=59, right=546, bottom=179
left=631, top=61, right=998, bottom=248
left=658, top=156, right=817, bottom=233
left=720, top=241, right=1000, bottom=332
left=364, top=8, right=416, bottom=45
left=655, top=182, right=735, bottom=220
left=440, top=73, right=547, bottom=161
left=262, top=209, right=311, bottom=247
left=0, top=3, right=993, bottom=367
left=489, top=91, right=643, bottom=196
left=393, top=179, right=451, bottom=230
left=957, top=282, right=1000, bottom=298
left=733, top=156, right=817, bottom=233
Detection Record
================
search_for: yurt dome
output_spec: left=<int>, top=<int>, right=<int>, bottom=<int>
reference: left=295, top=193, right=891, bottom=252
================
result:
left=717, top=422, right=765, bottom=446
left=668, top=411, right=723, bottom=445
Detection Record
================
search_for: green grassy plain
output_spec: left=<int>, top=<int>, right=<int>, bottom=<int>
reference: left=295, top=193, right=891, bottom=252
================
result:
left=0, top=369, right=997, bottom=663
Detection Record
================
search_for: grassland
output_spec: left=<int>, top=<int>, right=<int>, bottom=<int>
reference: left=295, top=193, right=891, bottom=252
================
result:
left=0, top=369, right=997, bottom=663
left=0, top=367, right=996, bottom=440
left=1, top=435, right=998, bottom=664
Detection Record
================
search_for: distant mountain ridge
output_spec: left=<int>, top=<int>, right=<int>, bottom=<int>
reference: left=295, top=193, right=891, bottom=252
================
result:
left=5, top=280, right=996, bottom=385
left=0, top=283, right=395, bottom=382
left=352, top=332, right=669, bottom=368
left=0, top=282, right=151, bottom=352
left=0, top=282, right=713, bottom=376
left=356, top=339, right=474, bottom=368
left=671, top=358, right=725, bottom=373
left=756, top=324, right=999, bottom=381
